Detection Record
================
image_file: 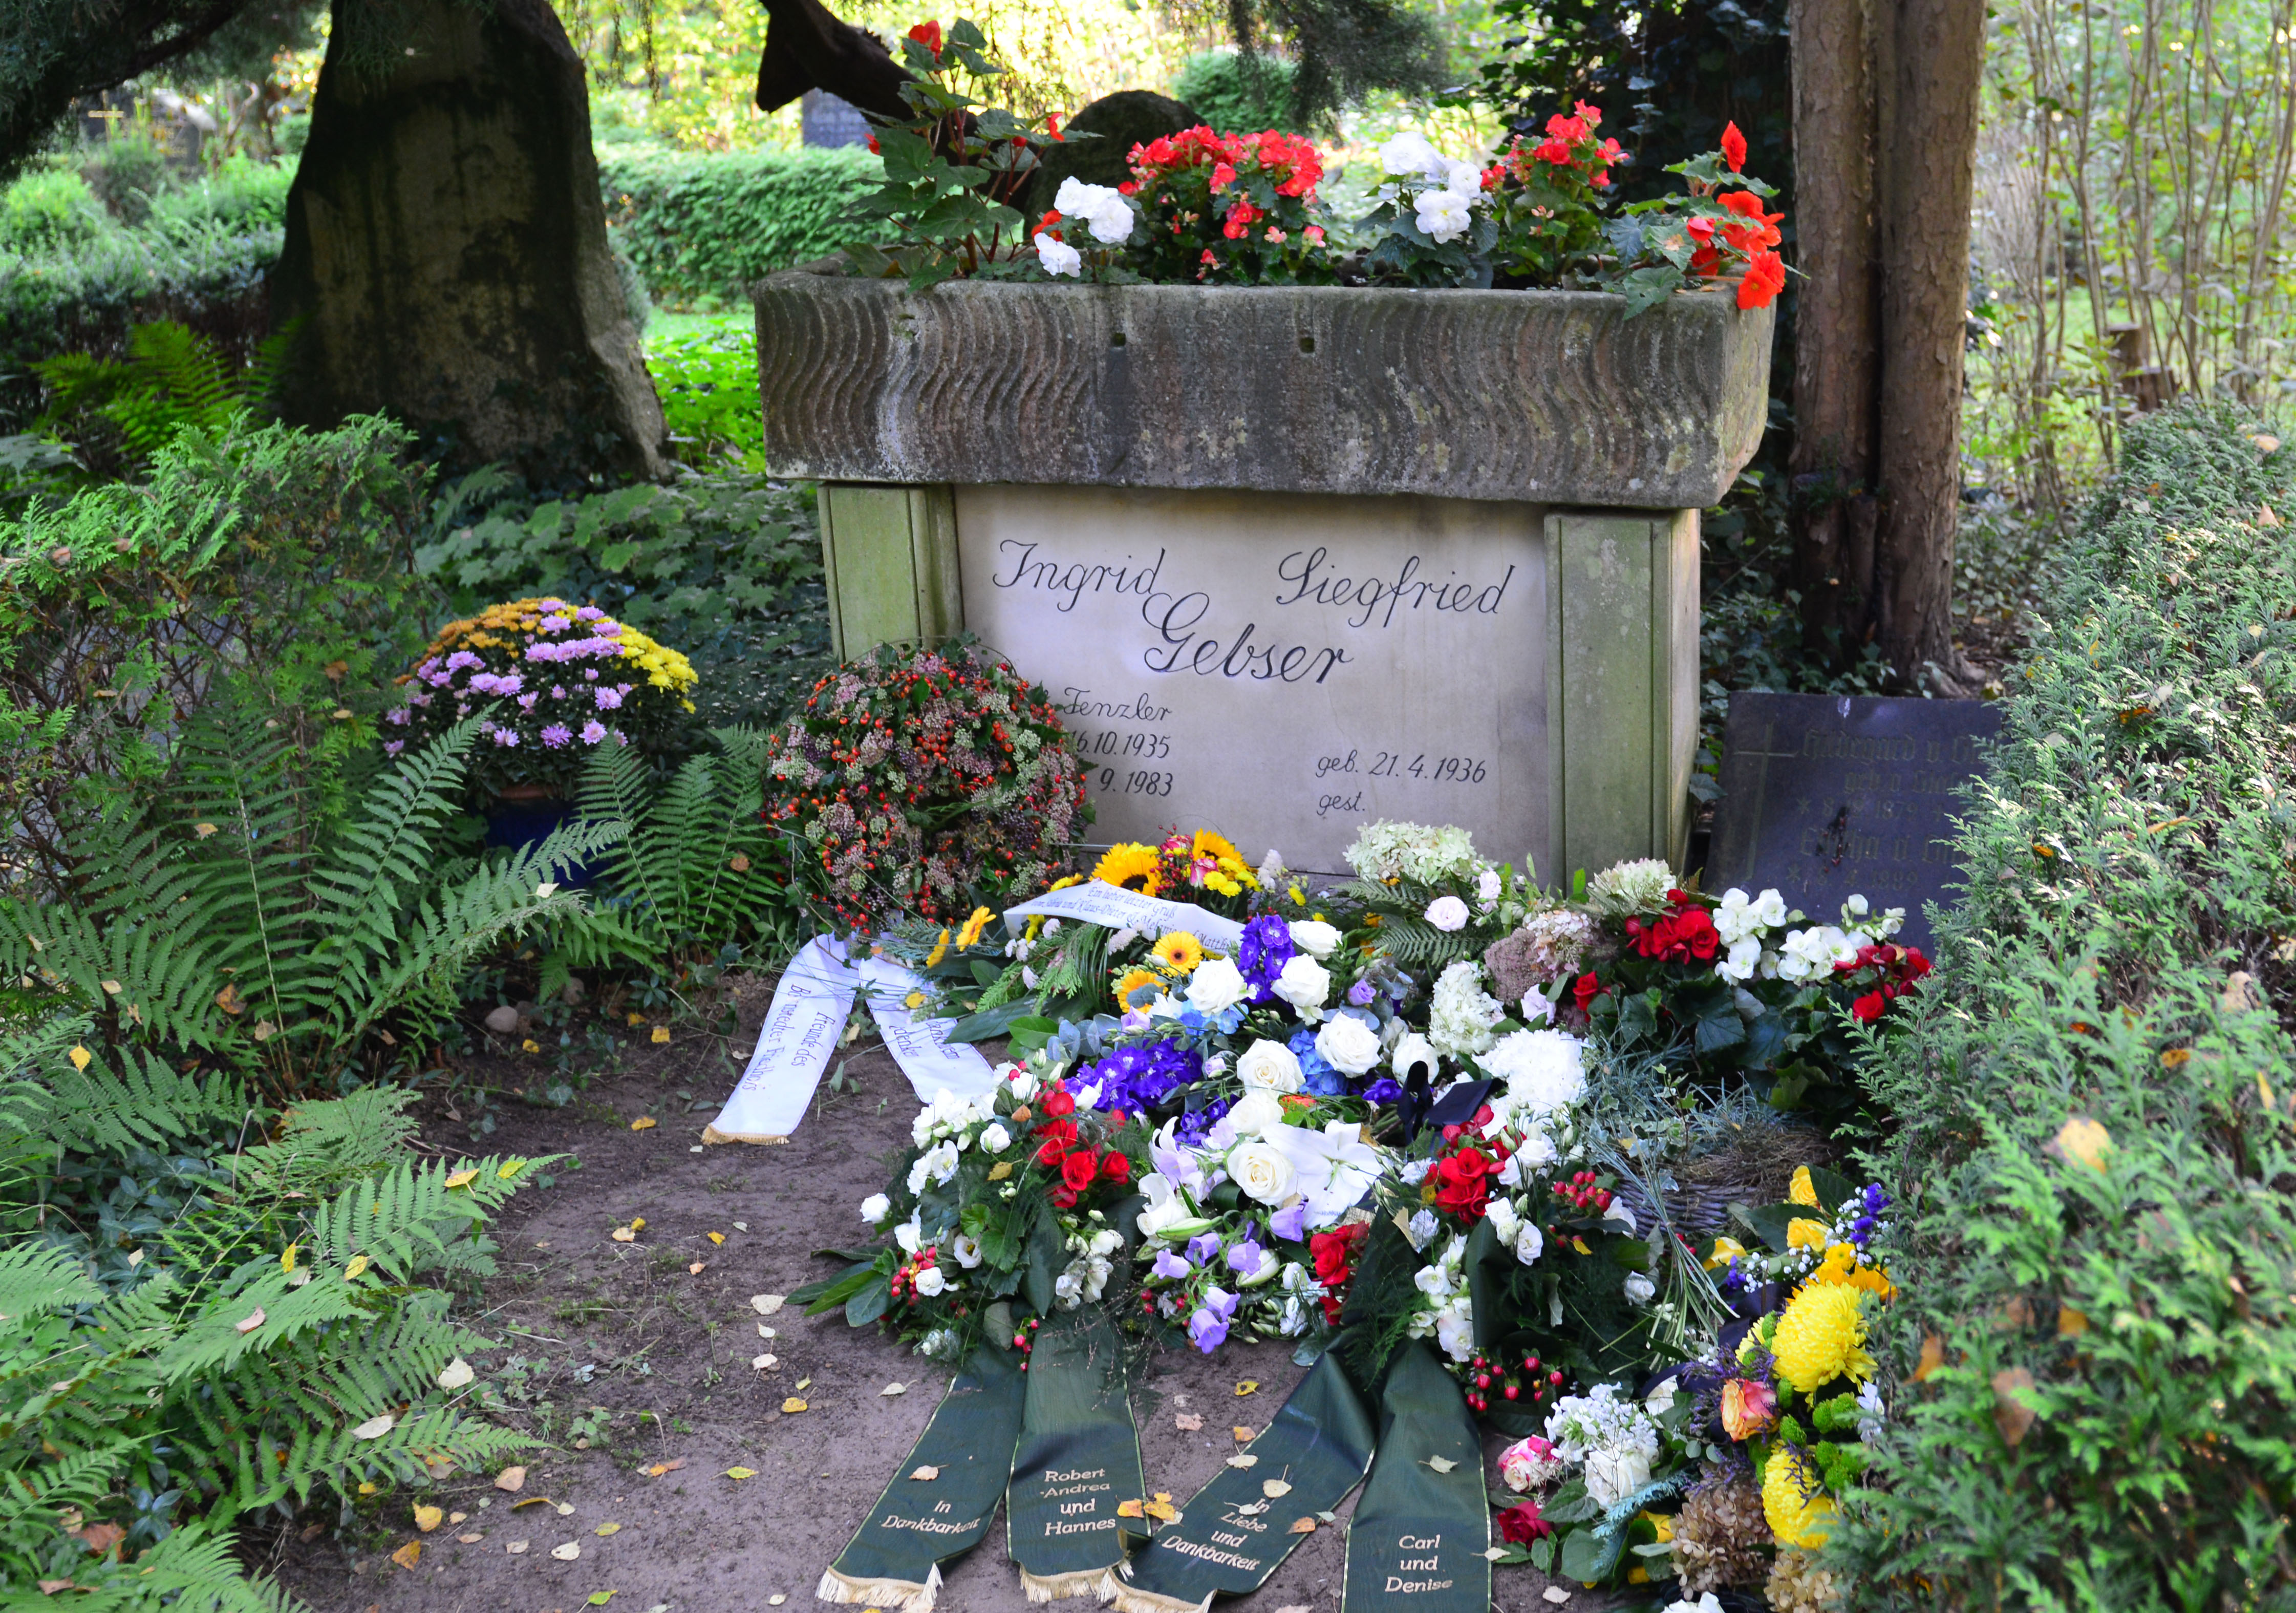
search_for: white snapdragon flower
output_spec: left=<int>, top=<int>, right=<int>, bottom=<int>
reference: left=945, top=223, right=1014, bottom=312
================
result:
left=1034, top=230, right=1082, bottom=277
left=1187, top=957, right=1250, bottom=1015
left=1288, top=919, right=1342, bottom=958
left=1237, top=1038, right=1305, bottom=1093
left=1053, top=176, right=1135, bottom=244
left=1273, top=953, right=1332, bottom=1014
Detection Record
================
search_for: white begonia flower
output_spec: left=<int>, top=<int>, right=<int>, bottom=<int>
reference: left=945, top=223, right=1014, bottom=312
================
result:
left=1664, top=1595, right=1726, bottom=1613
left=1876, top=905, right=1906, bottom=937
left=1487, top=1197, right=1522, bottom=1244
left=1715, top=935, right=1765, bottom=984
left=1622, top=1272, right=1657, bottom=1305
left=1227, top=1089, right=1289, bottom=1138
left=1379, top=129, right=1447, bottom=181
left=1442, top=157, right=1485, bottom=196
left=1272, top=953, right=1332, bottom=1014
left=1288, top=919, right=1342, bottom=958
left=1227, top=1139, right=1300, bottom=1205
left=1512, top=1220, right=1544, bottom=1265
left=913, top=1265, right=949, bottom=1298
left=1756, top=888, right=1791, bottom=927
left=1034, top=230, right=1082, bottom=277
left=1399, top=1158, right=1433, bottom=1186
left=1418, top=189, right=1473, bottom=242
left=1186, top=956, right=1250, bottom=1015
left=979, top=1121, right=1012, bottom=1154
left=1315, top=1014, right=1384, bottom=1075
left=951, top=1234, right=984, bottom=1268
left=1390, top=1030, right=1439, bottom=1081
left=860, top=1193, right=892, bottom=1226
left=1776, top=923, right=1858, bottom=982
left=1053, top=176, right=1135, bottom=244
left=1423, top=894, right=1471, bottom=931
left=1237, top=1038, right=1305, bottom=1094
left=1845, top=893, right=1870, bottom=918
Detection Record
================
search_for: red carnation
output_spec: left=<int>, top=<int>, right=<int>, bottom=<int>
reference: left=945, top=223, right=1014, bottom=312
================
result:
left=1101, top=1151, right=1132, bottom=1183
left=1496, top=1502, right=1552, bottom=1544
left=1430, top=1146, right=1498, bottom=1221
left=1062, top=1150, right=1102, bottom=1193
left=1721, top=119, right=1747, bottom=174
left=1040, top=1088, right=1076, bottom=1118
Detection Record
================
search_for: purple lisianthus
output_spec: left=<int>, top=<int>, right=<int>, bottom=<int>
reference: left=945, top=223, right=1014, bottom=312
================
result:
left=1270, top=1199, right=1308, bottom=1242
left=1237, top=915, right=1297, bottom=1003
left=1186, top=1232, right=1224, bottom=1267
left=1152, top=1248, right=1192, bottom=1281
left=1346, top=978, right=1379, bottom=1007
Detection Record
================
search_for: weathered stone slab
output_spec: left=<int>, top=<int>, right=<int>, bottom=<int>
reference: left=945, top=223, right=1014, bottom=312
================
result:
left=1706, top=692, right=2002, bottom=950
left=753, top=273, right=1772, bottom=507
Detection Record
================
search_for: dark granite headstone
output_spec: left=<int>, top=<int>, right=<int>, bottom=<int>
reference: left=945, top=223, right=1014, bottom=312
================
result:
left=1705, top=692, right=2002, bottom=952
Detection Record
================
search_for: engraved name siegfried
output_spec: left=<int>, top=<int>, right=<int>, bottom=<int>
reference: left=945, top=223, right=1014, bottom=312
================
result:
left=1273, top=547, right=1517, bottom=628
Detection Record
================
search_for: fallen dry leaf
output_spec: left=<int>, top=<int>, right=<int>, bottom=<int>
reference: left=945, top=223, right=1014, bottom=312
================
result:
left=234, top=1308, right=265, bottom=1334
left=594, top=1522, right=621, bottom=1537
left=437, top=1357, right=474, bottom=1391
left=910, top=1466, right=940, bottom=1481
left=2049, top=1115, right=2113, bottom=1171
left=1142, top=1498, right=1181, bottom=1522
left=345, top=1255, right=370, bottom=1281
left=1274, top=1603, right=1313, bottom=1612
left=505, top=1541, right=529, bottom=1555
left=1424, top=1455, right=1457, bottom=1474
left=444, top=1169, right=478, bottom=1188
left=708, top=1232, right=725, bottom=1245
left=1992, top=1367, right=2040, bottom=1446
left=495, top=1466, right=527, bottom=1492
left=448, top=1513, right=466, bottom=1524
left=550, top=1541, right=580, bottom=1561
left=554, top=1502, right=574, bottom=1516
left=756, top=1325, right=776, bottom=1339
left=1914, top=1333, right=1946, bottom=1381
left=413, top=1505, right=442, bottom=1533
left=390, top=1542, right=421, bottom=1570
left=350, top=1413, right=394, bottom=1440
left=750, top=1294, right=785, bottom=1315
left=1287, top=1518, right=1316, bottom=1536
left=1261, top=1479, right=1292, bottom=1498
left=795, top=1377, right=811, bottom=1391
left=1225, top=1454, right=1257, bottom=1469
left=769, top=1598, right=787, bottom=1607
left=2059, top=1305, right=2090, bottom=1338
left=881, top=1383, right=907, bottom=1397
left=457, top=1533, right=484, bottom=1544
left=688, top=1262, right=706, bottom=1275
left=1232, top=1426, right=1253, bottom=1442
left=781, top=1397, right=808, bottom=1414
left=643, top=1460, right=685, bottom=1478
left=1483, top=1546, right=1510, bottom=1561
left=611, top=1225, right=637, bottom=1243
left=1117, top=1499, right=1145, bottom=1518
left=512, top=1497, right=553, bottom=1511
left=725, top=1468, right=757, bottom=1480
left=631, top=1117, right=657, bottom=1131
left=1174, top=1413, right=1203, bottom=1432
left=1233, top=1381, right=1259, bottom=1397
left=68, top=1045, right=91, bottom=1072
left=987, top=1160, right=1013, bottom=1181
left=652, top=1026, right=671, bottom=1044
left=752, top=1353, right=779, bottom=1371
left=72, top=1523, right=123, bottom=1557
left=1543, top=1589, right=1573, bottom=1606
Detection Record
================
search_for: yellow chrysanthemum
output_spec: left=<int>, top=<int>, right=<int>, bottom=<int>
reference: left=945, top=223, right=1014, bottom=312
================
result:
left=1113, top=968, right=1164, bottom=1009
left=1204, top=874, right=1242, bottom=897
left=1151, top=932, right=1206, bottom=974
left=925, top=929, right=950, bottom=968
left=1789, top=1165, right=1820, bottom=1207
left=1092, top=843, right=1164, bottom=894
left=1761, top=1446, right=1836, bottom=1548
left=1706, top=1236, right=1748, bottom=1271
left=954, top=906, right=994, bottom=951
left=1772, top=1281, right=1876, bottom=1392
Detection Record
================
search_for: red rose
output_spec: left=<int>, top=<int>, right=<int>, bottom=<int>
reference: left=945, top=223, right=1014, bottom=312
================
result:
left=1739, top=249, right=1787, bottom=310
left=907, top=19, right=943, bottom=56
left=1051, top=1184, right=1078, bottom=1209
left=1677, top=906, right=1720, bottom=960
left=1573, top=971, right=1604, bottom=1013
left=1496, top=1502, right=1552, bottom=1544
left=1431, top=1147, right=1496, bottom=1221
left=1101, top=1151, right=1131, bottom=1183
left=1721, top=119, right=1747, bottom=173
left=1062, top=1150, right=1102, bottom=1193
left=1041, top=1089, right=1076, bottom=1118
left=1852, top=990, right=1887, bottom=1024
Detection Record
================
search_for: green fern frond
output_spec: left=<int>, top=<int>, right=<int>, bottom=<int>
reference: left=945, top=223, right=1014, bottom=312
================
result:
left=0, top=1242, right=103, bottom=1325
left=56, top=1519, right=300, bottom=1612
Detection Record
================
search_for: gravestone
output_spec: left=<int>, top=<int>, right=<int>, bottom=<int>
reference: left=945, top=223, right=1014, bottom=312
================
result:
left=1706, top=692, right=2002, bottom=950
left=756, top=273, right=1774, bottom=877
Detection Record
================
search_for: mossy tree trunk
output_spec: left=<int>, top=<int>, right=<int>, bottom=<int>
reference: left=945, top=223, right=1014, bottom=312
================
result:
left=272, top=0, right=666, bottom=481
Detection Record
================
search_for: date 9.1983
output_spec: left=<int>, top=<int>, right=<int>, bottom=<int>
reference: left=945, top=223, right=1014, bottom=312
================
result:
left=1314, top=749, right=1488, bottom=784
left=1096, top=768, right=1175, bottom=796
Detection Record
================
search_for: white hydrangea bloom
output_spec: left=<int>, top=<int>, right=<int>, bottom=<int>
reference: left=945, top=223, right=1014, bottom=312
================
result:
left=1427, top=959, right=1503, bottom=1058
left=1478, top=1028, right=1585, bottom=1120
left=1585, top=857, right=1678, bottom=918
left=1343, top=820, right=1483, bottom=884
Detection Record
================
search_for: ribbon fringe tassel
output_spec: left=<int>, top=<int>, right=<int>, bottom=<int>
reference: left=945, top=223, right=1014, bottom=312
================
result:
left=1098, top=1575, right=1213, bottom=1613
left=816, top=1563, right=940, bottom=1611
left=1020, top=1566, right=1121, bottom=1603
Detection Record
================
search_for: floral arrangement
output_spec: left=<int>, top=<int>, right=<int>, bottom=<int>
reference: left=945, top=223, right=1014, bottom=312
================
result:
left=762, top=639, right=1087, bottom=929
left=1107, top=126, right=1333, bottom=286
left=386, top=597, right=697, bottom=794
left=808, top=818, right=1925, bottom=1604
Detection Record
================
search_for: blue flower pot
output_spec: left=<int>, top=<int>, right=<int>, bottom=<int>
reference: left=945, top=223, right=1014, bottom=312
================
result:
left=483, top=793, right=597, bottom=889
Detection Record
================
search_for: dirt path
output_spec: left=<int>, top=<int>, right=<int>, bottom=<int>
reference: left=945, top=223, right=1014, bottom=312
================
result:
left=265, top=980, right=1602, bottom=1613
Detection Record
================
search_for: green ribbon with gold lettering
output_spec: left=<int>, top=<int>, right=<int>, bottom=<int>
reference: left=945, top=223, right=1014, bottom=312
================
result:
left=1005, top=1309, right=1152, bottom=1600
left=1340, top=1343, right=1491, bottom=1613
left=1104, top=1350, right=1378, bottom=1613
left=818, top=1341, right=1027, bottom=1611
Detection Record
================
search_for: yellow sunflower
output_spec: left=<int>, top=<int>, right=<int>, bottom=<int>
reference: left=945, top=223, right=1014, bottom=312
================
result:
left=1150, top=931, right=1206, bottom=974
left=1113, top=968, right=1165, bottom=1009
left=1092, top=842, right=1164, bottom=894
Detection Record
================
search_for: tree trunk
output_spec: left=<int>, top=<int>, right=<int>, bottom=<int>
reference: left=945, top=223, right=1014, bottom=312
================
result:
left=272, top=0, right=666, bottom=480
left=1870, top=0, right=1985, bottom=691
left=1787, top=0, right=1881, bottom=657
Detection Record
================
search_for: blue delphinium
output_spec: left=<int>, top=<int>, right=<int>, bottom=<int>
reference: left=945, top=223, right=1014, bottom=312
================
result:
left=1237, top=914, right=1296, bottom=1003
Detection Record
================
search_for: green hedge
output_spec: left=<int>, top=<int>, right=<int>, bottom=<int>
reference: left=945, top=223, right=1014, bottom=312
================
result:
left=1839, top=402, right=2296, bottom=1606
left=599, top=147, right=880, bottom=304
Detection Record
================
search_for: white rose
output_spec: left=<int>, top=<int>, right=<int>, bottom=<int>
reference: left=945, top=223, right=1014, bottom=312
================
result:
left=1487, top=1197, right=1522, bottom=1244
left=912, top=1265, right=949, bottom=1298
left=1512, top=1220, right=1544, bottom=1265
left=1186, top=957, right=1250, bottom=1015
left=1272, top=953, right=1332, bottom=1013
left=951, top=1234, right=983, bottom=1268
left=1227, top=1089, right=1289, bottom=1138
left=1423, top=894, right=1470, bottom=932
left=1583, top=1446, right=1653, bottom=1509
left=1623, top=1272, right=1656, bottom=1305
left=1227, top=1139, right=1299, bottom=1205
left=1237, top=1039, right=1305, bottom=1093
left=1287, top=919, right=1341, bottom=958
left=979, top=1122, right=1012, bottom=1154
left=1315, top=1015, right=1383, bottom=1076
left=1034, top=230, right=1081, bottom=277
left=1390, top=1030, right=1438, bottom=1081
left=860, top=1193, right=891, bottom=1226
